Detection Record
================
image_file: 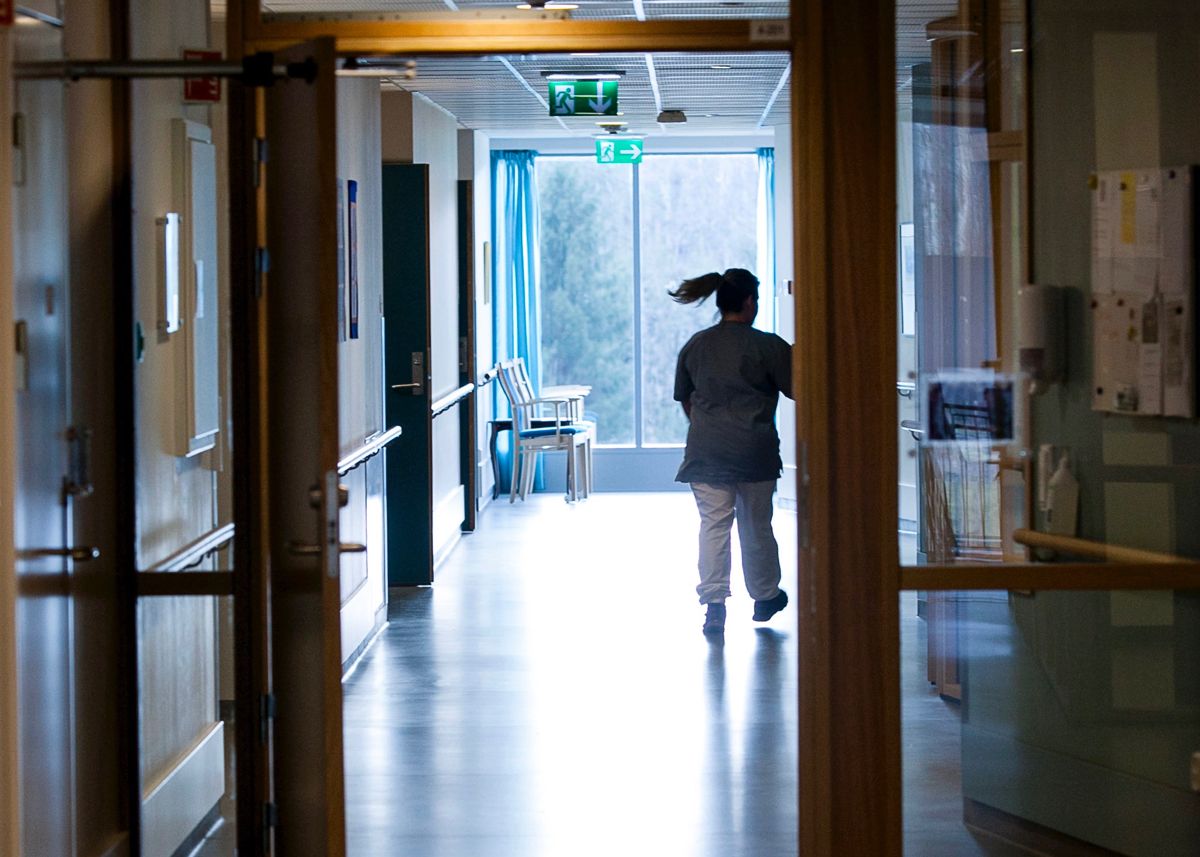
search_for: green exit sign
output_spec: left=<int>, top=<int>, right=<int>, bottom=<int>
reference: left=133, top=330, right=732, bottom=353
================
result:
left=596, top=138, right=643, bottom=164
left=548, top=80, right=619, bottom=116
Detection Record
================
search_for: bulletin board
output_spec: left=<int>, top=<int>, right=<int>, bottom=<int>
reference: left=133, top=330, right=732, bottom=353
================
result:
left=1090, top=167, right=1195, bottom=417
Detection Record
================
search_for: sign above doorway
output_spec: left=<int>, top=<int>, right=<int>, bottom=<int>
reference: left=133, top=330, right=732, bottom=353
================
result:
left=548, top=80, right=619, bottom=116
left=595, top=138, right=643, bottom=164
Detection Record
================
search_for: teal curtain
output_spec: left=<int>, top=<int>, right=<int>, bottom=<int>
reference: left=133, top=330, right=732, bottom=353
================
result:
left=756, top=147, right=777, bottom=331
left=491, top=150, right=544, bottom=490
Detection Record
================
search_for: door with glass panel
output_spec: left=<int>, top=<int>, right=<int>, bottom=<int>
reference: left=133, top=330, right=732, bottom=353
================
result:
left=891, top=1, right=1200, bottom=854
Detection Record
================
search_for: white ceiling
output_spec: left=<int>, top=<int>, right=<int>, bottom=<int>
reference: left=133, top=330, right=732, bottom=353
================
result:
left=244, top=0, right=959, bottom=139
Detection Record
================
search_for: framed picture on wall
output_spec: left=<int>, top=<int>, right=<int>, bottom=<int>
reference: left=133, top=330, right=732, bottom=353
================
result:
left=337, top=178, right=347, bottom=342
left=348, top=178, right=360, bottom=340
left=899, top=222, right=916, bottom=336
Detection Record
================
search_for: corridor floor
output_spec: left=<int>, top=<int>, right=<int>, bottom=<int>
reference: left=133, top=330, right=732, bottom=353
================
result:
left=341, top=492, right=1013, bottom=857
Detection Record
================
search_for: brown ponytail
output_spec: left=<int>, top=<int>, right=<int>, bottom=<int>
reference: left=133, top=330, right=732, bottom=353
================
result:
left=668, top=268, right=759, bottom=313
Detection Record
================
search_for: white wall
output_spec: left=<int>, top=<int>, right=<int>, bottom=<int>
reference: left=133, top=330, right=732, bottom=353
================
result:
left=773, top=123, right=798, bottom=506
left=336, top=77, right=388, bottom=665
left=460, top=129, right=495, bottom=506
left=410, top=95, right=464, bottom=557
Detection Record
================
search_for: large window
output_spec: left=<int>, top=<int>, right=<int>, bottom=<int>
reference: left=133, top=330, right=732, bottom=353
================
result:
left=539, top=153, right=763, bottom=448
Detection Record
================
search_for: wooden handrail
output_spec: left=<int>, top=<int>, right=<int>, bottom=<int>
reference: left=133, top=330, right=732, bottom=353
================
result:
left=337, top=425, right=403, bottom=476
left=144, top=522, right=235, bottom=572
left=1013, top=528, right=1190, bottom=565
left=431, top=382, right=474, bottom=418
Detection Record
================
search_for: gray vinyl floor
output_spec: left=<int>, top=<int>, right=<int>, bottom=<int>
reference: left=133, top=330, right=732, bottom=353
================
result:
left=337, top=492, right=1015, bottom=857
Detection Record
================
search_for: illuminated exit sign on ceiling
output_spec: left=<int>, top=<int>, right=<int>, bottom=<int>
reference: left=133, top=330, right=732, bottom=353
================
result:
left=548, top=80, right=619, bottom=116
left=596, top=138, right=643, bottom=164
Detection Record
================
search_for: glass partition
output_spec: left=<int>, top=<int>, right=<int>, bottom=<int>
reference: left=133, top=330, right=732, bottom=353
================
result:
left=900, top=589, right=1200, bottom=855
left=896, top=0, right=1200, bottom=567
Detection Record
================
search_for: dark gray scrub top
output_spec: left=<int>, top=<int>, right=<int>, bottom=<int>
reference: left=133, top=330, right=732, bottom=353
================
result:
left=673, top=321, right=793, bottom=484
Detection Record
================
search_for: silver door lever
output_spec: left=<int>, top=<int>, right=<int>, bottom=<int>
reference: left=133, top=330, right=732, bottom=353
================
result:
left=19, top=546, right=100, bottom=561
left=287, top=541, right=367, bottom=556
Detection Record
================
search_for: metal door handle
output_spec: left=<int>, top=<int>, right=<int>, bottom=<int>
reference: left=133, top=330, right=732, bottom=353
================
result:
left=287, top=541, right=367, bottom=556
left=18, top=546, right=100, bottom=561
left=391, top=351, right=425, bottom=395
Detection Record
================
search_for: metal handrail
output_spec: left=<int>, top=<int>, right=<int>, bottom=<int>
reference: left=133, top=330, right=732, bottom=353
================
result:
left=144, top=522, right=235, bottom=573
left=337, top=426, right=404, bottom=476
left=431, top=383, right=475, bottom=419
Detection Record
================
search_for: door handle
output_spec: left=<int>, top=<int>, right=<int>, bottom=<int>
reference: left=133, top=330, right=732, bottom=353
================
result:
left=287, top=541, right=366, bottom=556
left=18, top=546, right=100, bottom=561
left=390, top=351, right=425, bottom=396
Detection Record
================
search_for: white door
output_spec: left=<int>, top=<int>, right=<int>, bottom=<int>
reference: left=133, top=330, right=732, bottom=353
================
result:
left=12, top=19, right=76, bottom=856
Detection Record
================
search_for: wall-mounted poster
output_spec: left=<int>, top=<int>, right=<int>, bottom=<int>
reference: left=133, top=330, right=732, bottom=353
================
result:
left=347, top=179, right=360, bottom=339
left=337, top=178, right=346, bottom=342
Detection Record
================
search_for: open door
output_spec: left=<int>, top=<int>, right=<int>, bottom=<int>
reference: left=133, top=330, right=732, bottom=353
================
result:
left=262, top=38, right=347, bottom=854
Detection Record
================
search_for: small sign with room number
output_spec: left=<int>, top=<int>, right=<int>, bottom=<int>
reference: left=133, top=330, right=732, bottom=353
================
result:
left=183, top=49, right=222, bottom=103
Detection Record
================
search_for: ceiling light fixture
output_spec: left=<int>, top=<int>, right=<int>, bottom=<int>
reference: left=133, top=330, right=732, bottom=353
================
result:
left=709, top=64, right=733, bottom=70
left=516, top=1, right=578, bottom=8
left=596, top=121, right=627, bottom=134
left=542, top=70, right=625, bottom=80
left=656, top=109, right=687, bottom=123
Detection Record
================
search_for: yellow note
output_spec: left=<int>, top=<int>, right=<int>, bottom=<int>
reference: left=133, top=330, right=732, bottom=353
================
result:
left=1120, top=171, right=1137, bottom=245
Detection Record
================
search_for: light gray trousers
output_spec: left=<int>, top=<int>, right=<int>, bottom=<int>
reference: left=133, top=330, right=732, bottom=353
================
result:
left=690, top=480, right=782, bottom=605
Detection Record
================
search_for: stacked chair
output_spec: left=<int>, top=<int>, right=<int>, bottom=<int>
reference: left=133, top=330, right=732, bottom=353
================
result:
left=495, top=358, right=594, bottom=502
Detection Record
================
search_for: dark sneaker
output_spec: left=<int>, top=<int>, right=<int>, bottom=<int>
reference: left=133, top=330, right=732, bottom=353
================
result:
left=753, top=589, right=788, bottom=622
left=702, top=603, right=726, bottom=635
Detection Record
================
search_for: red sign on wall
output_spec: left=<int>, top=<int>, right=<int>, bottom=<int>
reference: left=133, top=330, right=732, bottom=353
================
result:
left=1, top=1, right=14, bottom=27
left=183, top=50, right=222, bottom=103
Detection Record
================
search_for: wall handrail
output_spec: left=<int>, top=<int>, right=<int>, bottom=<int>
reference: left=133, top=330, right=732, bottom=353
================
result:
left=338, top=425, right=404, bottom=476
left=1013, top=528, right=1191, bottom=565
left=431, top=382, right=474, bottom=419
left=143, top=522, right=235, bottom=573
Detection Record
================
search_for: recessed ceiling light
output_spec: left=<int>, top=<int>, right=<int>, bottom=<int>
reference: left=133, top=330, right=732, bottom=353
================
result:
left=710, top=64, right=733, bottom=70
left=516, top=2, right=577, bottom=8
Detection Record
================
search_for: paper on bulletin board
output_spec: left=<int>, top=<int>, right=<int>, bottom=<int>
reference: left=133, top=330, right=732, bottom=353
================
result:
left=1091, top=172, right=1116, bottom=295
left=1091, top=166, right=1195, bottom=418
left=1092, top=293, right=1157, bottom=414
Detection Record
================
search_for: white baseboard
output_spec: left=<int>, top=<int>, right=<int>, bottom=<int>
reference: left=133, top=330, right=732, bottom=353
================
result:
left=141, top=723, right=224, bottom=857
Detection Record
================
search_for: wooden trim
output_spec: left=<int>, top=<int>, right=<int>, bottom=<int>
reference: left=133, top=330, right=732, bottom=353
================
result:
left=135, top=573, right=235, bottom=598
left=227, top=63, right=275, bottom=857
left=901, top=561, right=1200, bottom=591
left=243, top=19, right=790, bottom=55
left=107, top=0, right=140, bottom=849
left=796, top=0, right=900, bottom=853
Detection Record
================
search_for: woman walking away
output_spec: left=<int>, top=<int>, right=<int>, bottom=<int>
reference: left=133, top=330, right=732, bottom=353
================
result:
left=670, top=268, right=793, bottom=635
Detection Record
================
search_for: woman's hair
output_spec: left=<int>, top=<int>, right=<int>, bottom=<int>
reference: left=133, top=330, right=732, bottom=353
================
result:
left=668, top=268, right=759, bottom=314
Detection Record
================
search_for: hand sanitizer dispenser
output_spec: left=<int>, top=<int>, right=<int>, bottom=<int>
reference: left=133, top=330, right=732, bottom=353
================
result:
left=1044, top=454, right=1079, bottom=536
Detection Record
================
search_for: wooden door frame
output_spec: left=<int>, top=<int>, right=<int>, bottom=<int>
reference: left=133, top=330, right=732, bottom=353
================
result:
left=0, top=26, right=21, bottom=857
left=224, top=0, right=902, bottom=853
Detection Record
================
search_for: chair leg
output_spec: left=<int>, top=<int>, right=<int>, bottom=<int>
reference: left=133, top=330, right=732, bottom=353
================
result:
left=509, top=446, right=521, bottom=504
left=565, top=443, right=576, bottom=502
left=521, top=449, right=537, bottom=500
